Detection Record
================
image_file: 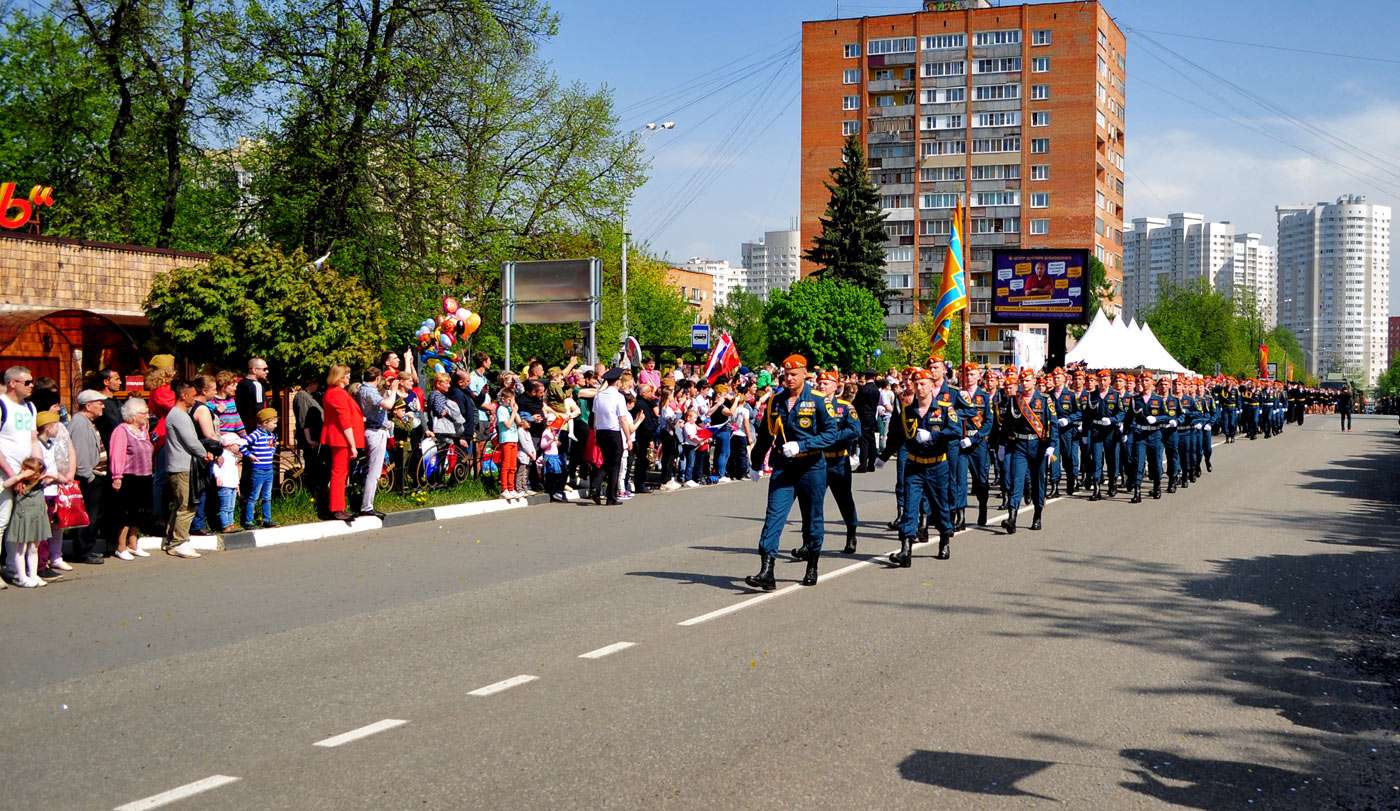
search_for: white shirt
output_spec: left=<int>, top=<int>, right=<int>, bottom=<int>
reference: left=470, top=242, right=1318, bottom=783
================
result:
left=592, top=386, right=629, bottom=432
left=0, top=393, right=36, bottom=473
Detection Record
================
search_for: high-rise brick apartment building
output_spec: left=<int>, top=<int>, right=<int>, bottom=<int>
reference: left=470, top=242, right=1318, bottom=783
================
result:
left=801, top=0, right=1126, bottom=366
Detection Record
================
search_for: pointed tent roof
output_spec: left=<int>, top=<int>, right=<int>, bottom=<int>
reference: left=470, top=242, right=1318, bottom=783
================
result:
left=1065, top=309, right=1110, bottom=365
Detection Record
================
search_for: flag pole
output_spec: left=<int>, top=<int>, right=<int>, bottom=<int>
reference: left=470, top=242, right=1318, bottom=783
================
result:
left=959, top=194, right=970, bottom=384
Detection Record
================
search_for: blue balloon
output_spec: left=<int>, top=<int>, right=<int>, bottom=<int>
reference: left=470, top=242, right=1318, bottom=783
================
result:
left=873, top=348, right=883, bottom=357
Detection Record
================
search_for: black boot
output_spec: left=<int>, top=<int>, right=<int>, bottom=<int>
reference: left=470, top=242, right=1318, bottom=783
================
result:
left=886, top=518, right=900, bottom=531
left=800, top=550, right=820, bottom=586
left=937, top=532, right=951, bottom=560
left=889, top=535, right=913, bottom=568
left=1089, top=481, right=1102, bottom=501
left=1205, top=458, right=1212, bottom=472
left=1151, top=480, right=1162, bottom=499
left=744, top=553, right=776, bottom=591
left=1130, top=485, right=1142, bottom=504
left=1108, top=480, right=1118, bottom=498
left=954, top=509, right=966, bottom=533
left=1068, top=477, right=1077, bottom=496
left=1049, top=480, right=1060, bottom=499
left=1001, top=510, right=1018, bottom=535
left=790, top=544, right=809, bottom=561
left=1179, top=474, right=1189, bottom=490
left=1030, top=506, right=1043, bottom=530
left=976, top=498, right=989, bottom=527
left=842, top=526, right=857, bottom=555
left=917, top=523, right=929, bottom=545
left=1167, top=479, right=1176, bottom=494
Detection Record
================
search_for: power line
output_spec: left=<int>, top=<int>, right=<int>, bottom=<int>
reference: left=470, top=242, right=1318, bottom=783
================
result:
left=617, top=40, right=798, bottom=123
left=1123, top=26, right=1400, bottom=66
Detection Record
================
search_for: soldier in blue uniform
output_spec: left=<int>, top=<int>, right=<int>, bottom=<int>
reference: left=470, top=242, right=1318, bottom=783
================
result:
left=1241, top=379, right=1261, bottom=440
left=1071, top=369, right=1091, bottom=490
left=1173, top=376, right=1195, bottom=490
left=1128, top=372, right=1166, bottom=503
left=890, top=366, right=963, bottom=567
left=954, top=363, right=995, bottom=527
left=1105, top=372, right=1131, bottom=498
left=1082, top=369, right=1111, bottom=500
left=1217, top=377, right=1238, bottom=443
left=744, top=354, right=839, bottom=591
left=1195, top=376, right=1215, bottom=475
left=937, top=361, right=961, bottom=538
left=1049, top=368, right=1079, bottom=497
left=999, top=369, right=1058, bottom=534
left=993, top=367, right=1019, bottom=511
left=880, top=373, right=915, bottom=532
left=805, top=369, right=861, bottom=555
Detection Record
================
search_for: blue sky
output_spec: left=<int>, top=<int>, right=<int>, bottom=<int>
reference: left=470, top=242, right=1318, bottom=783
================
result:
left=542, top=0, right=1400, bottom=311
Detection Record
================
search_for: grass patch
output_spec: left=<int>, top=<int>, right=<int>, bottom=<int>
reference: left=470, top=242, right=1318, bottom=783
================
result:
left=270, top=478, right=495, bottom=527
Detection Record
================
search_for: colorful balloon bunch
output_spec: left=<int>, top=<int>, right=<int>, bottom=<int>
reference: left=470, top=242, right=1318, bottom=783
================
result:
left=416, top=295, right=482, bottom=376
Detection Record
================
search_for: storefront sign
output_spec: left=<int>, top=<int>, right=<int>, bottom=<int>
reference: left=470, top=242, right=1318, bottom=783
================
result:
left=0, top=183, right=55, bottom=230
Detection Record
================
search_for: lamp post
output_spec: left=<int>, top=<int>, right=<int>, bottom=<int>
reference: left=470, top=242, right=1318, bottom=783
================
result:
left=621, top=121, right=676, bottom=357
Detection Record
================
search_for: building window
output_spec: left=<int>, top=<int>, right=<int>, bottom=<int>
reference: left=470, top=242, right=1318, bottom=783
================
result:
left=842, top=120, right=860, bottom=136
left=972, top=191, right=1019, bottom=207
left=843, top=68, right=860, bottom=85
left=1031, top=111, right=1050, bottom=127
left=920, top=166, right=965, bottom=182
left=922, top=60, right=966, bottom=77
left=885, top=247, right=913, bottom=262
left=971, top=136, right=1020, bottom=153
left=921, top=193, right=960, bottom=209
left=1030, top=219, right=1049, bottom=235
left=868, top=37, right=917, bottom=55
left=974, top=57, right=1021, bottom=74
left=923, top=33, right=965, bottom=50
left=921, top=114, right=964, bottom=130
left=881, top=193, right=912, bottom=208
left=1032, top=29, right=1052, bottom=46
left=1031, top=137, right=1049, bottom=154
left=921, top=140, right=966, bottom=156
left=842, top=95, right=859, bottom=111
left=1031, top=164, right=1049, bottom=181
left=1032, top=56, right=1050, bottom=73
left=973, top=83, right=1020, bottom=101
left=1031, top=84, right=1049, bottom=100
left=920, top=219, right=951, bottom=236
left=1030, top=192, right=1049, bottom=208
left=974, top=111, right=1020, bottom=128
left=971, top=163, right=1019, bottom=180
left=844, top=43, right=860, bottom=58
left=973, top=29, right=1021, bottom=46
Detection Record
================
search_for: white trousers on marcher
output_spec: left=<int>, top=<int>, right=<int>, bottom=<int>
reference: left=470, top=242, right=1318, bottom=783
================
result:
left=361, top=428, right=389, bottom=512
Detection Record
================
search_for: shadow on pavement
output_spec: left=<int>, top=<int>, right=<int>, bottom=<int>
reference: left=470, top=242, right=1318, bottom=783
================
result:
left=1118, top=748, right=1316, bottom=809
left=897, top=750, right=1057, bottom=801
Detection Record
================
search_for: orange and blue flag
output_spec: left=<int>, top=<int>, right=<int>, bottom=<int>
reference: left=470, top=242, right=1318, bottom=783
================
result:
left=929, top=197, right=967, bottom=355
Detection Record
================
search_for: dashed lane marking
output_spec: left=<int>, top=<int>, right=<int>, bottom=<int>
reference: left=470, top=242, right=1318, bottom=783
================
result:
left=578, top=641, right=637, bottom=659
left=468, top=674, right=539, bottom=696
left=313, top=719, right=409, bottom=748
left=114, top=775, right=241, bottom=810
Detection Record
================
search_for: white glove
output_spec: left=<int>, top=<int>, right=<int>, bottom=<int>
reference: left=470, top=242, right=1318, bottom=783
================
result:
left=1146, top=415, right=1157, bottom=425
left=1098, top=417, right=1111, bottom=426
left=1045, top=447, right=1055, bottom=461
left=850, top=453, right=861, bottom=467
left=960, top=437, right=972, bottom=449
left=1168, top=419, right=1178, bottom=428
left=915, top=428, right=933, bottom=443
left=874, top=456, right=887, bottom=469
left=781, top=441, right=801, bottom=458
left=1201, top=424, right=1210, bottom=432
left=1058, top=417, right=1069, bottom=427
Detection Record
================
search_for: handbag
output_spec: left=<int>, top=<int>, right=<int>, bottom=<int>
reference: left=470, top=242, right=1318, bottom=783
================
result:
left=55, top=481, right=90, bottom=529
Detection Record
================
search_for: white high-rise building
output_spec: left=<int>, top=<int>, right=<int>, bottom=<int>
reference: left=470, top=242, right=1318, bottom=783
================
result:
left=1277, top=195, right=1391, bottom=387
left=1122, top=212, right=1277, bottom=325
left=683, top=258, right=745, bottom=307
left=1227, top=233, right=1278, bottom=327
left=740, top=229, right=801, bottom=301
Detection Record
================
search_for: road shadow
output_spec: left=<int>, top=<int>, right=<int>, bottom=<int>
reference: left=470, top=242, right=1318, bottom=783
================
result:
left=623, top=570, right=754, bottom=593
left=1118, top=748, right=1317, bottom=809
left=897, top=750, right=1057, bottom=801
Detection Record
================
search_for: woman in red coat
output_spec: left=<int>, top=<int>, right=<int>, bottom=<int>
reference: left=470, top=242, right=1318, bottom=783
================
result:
left=320, top=364, right=365, bottom=521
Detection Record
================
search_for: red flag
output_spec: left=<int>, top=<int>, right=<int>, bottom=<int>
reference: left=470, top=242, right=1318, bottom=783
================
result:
left=703, top=332, right=741, bottom=384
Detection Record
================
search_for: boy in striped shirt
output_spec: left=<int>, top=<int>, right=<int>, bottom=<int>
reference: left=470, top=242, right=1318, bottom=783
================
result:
left=242, top=408, right=279, bottom=529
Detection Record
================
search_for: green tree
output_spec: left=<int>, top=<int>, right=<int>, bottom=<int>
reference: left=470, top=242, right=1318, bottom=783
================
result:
left=764, top=278, right=885, bottom=371
left=144, top=244, right=387, bottom=384
left=895, top=312, right=963, bottom=368
left=1142, top=279, right=1240, bottom=374
left=803, top=134, right=889, bottom=303
left=712, top=290, right=768, bottom=364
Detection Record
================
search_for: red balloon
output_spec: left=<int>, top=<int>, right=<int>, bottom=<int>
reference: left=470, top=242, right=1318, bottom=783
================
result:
left=441, top=318, right=456, bottom=335
left=443, top=296, right=459, bottom=314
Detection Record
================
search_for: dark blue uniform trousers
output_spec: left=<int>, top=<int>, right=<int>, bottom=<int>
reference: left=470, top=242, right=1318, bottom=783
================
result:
left=900, top=458, right=951, bottom=539
left=1006, top=437, right=1049, bottom=510
left=758, top=455, right=827, bottom=556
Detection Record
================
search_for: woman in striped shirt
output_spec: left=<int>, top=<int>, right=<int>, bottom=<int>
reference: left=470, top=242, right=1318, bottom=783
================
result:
left=212, top=371, right=247, bottom=437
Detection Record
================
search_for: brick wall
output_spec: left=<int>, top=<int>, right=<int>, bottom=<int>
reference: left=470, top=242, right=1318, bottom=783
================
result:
left=0, top=231, right=207, bottom=318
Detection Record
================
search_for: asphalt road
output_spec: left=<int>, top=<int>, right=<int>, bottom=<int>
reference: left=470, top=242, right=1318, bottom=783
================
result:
left=3, top=415, right=1398, bottom=809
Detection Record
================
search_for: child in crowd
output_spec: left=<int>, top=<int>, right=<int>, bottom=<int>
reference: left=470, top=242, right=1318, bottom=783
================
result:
left=211, top=432, right=244, bottom=538
left=5, top=458, right=51, bottom=587
left=539, top=414, right=566, bottom=502
left=679, top=408, right=701, bottom=488
left=242, top=408, right=279, bottom=530
left=495, top=387, right=527, bottom=499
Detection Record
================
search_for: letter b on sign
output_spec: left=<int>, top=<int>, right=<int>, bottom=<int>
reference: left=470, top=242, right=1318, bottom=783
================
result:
left=0, top=182, right=33, bottom=230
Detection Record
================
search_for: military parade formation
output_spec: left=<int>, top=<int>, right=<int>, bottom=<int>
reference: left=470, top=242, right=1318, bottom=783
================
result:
left=742, top=355, right=1330, bottom=591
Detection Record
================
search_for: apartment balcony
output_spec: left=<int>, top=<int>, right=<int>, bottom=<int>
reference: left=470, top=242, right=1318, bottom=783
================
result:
left=867, top=78, right=914, bottom=93
left=880, top=183, right=915, bottom=196
left=970, top=285, right=992, bottom=299
left=869, top=105, right=914, bottom=119
left=969, top=310, right=989, bottom=325
left=871, top=52, right=916, bottom=66
left=881, top=206, right=916, bottom=221
left=873, top=157, right=916, bottom=170
left=868, top=130, right=914, bottom=145
left=970, top=340, right=1005, bottom=354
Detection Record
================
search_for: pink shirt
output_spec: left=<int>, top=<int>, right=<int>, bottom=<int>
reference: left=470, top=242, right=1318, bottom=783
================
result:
left=639, top=369, right=661, bottom=389
left=109, top=423, right=154, bottom=479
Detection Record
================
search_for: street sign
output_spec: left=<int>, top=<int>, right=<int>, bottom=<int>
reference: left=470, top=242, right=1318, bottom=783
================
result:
left=691, top=324, right=710, bottom=351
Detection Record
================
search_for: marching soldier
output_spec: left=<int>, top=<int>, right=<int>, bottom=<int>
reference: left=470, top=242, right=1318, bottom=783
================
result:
left=890, top=365, right=962, bottom=566
left=1241, top=379, right=1261, bottom=440
left=994, top=367, right=1019, bottom=511
left=744, top=354, right=838, bottom=591
left=1218, top=377, right=1238, bottom=443
left=1196, top=376, right=1215, bottom=475
left=999, top=369, right=1058, bottom=534
left=954, top=363, right=995, bottom=528
left=1083, top=369, right=1112, bottom=500
left=1108, top=372, right=1131, bottom=497
left=881, top=377, right=916, bottom=532
left=1128, top=372, right=1166, bottom=503
left=808, top=369, right=861, bottom=555
left=1049, top=368, right=1080, bottom=497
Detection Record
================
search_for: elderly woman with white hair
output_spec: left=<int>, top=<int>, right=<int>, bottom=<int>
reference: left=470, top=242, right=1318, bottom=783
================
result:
left=108, top=397, right=154, bottom=560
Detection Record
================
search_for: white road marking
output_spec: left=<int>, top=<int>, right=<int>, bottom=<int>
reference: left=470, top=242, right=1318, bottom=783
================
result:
left=114, top=775, right=241, bottom=810
left=313, top=719, right=409, bottom=748
left=578, top=641, right=636, bottom=659
left=469, top=674, right=538, bottom=696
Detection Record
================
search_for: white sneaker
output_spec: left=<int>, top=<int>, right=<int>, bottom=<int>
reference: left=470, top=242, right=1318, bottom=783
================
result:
left=131, top=547, right=151, bottom=558
left=115, top=550, right=135, bottom=561
left=717, top=476, right=732, bottom=483
left=167, top=543, right=201, bottom=559
left=683, top=480, right=699, bottom=488
left=662, top=479, right=680, bottom=491
left=25, top=575, right=45, bottom=588
left=50, top=558, right=73, bottom=572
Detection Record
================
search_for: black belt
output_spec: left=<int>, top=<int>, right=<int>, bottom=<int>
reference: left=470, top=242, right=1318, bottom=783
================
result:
left=1010, top=432, right=1042, bottom=441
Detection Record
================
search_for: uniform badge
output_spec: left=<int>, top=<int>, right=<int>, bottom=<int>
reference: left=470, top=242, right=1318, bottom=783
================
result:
left=799, top=416, right=812, bottom=428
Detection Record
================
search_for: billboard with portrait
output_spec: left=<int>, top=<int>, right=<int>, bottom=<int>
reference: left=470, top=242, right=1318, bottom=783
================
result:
left=989, top=248, right=1090, bottom=324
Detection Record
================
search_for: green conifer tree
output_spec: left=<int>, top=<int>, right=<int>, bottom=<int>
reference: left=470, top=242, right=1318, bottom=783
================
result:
left=803, top=134, right=890, bottom=304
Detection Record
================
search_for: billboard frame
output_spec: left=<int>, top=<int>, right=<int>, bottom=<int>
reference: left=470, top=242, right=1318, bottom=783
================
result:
left=501, top=257, right=602, bottom=368
left=988, top=247, right=1092, bottom=326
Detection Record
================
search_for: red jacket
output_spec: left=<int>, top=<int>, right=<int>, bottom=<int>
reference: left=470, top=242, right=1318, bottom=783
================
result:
left=320, top=386, right=366, bottom=449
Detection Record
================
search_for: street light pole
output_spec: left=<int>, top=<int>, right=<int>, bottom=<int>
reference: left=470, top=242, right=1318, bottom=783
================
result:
left=622, top=121, right=676, bottom=357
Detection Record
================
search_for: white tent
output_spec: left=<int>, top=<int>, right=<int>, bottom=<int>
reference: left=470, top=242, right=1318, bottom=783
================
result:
left=1063, top=311, right=1191, bottom=372
left=1064, top=309, right=1111, bottom=366
left=1137, top=320, right=1190, bottom=374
